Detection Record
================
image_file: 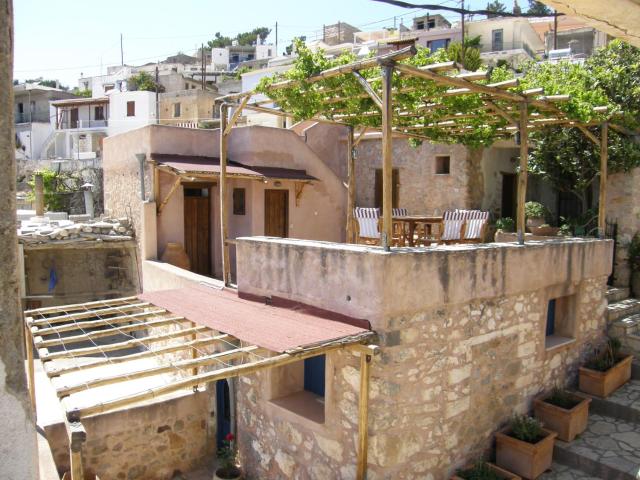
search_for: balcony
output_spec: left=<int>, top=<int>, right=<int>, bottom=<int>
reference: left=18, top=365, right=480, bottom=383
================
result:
left=56, top=119, right=108, bottom=130
left=14, top=112, right=51, bottom=124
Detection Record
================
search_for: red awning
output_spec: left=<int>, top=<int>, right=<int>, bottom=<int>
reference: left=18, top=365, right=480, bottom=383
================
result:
left=139, top=284, right=369, bottom=353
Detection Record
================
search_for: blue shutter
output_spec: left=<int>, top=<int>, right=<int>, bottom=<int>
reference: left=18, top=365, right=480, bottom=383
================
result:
left=304, top=355, right=326, bottom=397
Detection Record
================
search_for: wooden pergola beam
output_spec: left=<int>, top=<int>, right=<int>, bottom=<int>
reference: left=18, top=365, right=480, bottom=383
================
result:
left=346, top=126, right=356, bottom=244
left=516, top=101, right=529, bottom=245
left=32, top=309, right=167, bottom=336
left=223, top=95, right=250, bottom=136
left=29, top=302, right=152, bottom=327
left=219, top=103, right=231, bottom=286
left=380, top=63, right=394, bottom=250
left=157, top=176, right=182, bottom=215
left=598, top=122, right=609, bottom=238
left=352, top=71, right=382, bottom=110
left=24, top=296, right=139, bottom=316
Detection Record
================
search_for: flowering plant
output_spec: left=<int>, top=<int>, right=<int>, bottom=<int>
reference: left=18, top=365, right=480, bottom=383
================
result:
left=216, top=433, right=240, bottom=479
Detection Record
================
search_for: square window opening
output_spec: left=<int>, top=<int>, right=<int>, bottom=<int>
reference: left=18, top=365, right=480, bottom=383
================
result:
left=435, top=155, right=450, bottom=175
left=268, top=355, right=326, bottom=424
left=173, top=103, right=181, bottom=117
left=233, top=188, right=246, bottom=215
left=126, top=101, right=136, bottom=117
left=545, top=294, right=576, bottom=350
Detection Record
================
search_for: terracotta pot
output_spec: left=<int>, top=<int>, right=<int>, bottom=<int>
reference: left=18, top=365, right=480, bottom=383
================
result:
left=496, top=427, right=557, bottom=480
left=579, top=354, right=633, bottom=398
left=529, top=226, right=560, bottom=237
left=160, top=242, right=191, bottom=270
left=526, top=218, right=545, bottom=231
left=451, top=462, right=521, bottom=479
left=533, top=392, right=591, bottom=442
left=213, top=466, right=242, bottom=480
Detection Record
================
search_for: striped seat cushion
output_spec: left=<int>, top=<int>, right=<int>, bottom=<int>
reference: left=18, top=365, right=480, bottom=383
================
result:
left=392, top=208, right=408, bottom=217
left=441, top=210, right=465, bottom=241
left=463, top=211, right=489, bottom=239
left=354, top=207, right=380, bottom=239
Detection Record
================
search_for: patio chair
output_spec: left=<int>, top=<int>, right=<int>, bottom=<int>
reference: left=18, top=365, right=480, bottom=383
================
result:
left=392, top=208, right=408, bottom=217
left=461, top=210, right=490, bottom=243
left=354, top=207, right=380, bottom=245
left=440, top=210, right=465, bottom=244
left=391, top=208, right=409, bottom=245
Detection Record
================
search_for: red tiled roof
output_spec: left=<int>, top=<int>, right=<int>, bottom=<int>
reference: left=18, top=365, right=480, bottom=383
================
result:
left=139, top=284, right=370, bottom=353
left=151, top=153, right=318, bottom=181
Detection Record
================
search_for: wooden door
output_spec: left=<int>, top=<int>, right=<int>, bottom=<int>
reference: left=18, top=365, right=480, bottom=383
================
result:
left=70, top=108, right=79, bottom=128
left=264, top=189, right=288, bottom=237
left=501, top=173, right=517, bottom=219
left=184, top=186, right=211, bottom=276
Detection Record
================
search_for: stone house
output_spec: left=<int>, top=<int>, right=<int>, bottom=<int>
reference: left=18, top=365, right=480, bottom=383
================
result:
left=158, top=89, right=220, bottom=128
left=102, top=123, right=347, bottom=281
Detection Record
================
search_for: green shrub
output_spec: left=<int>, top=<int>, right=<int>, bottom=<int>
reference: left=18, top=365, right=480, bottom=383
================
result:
left=585, top=337, right=622, bottom=372
left=509, top=414, right=544, bottom=443
left=545, top=387, right=579, bottom=409
left=495, top=217, right=515, bottom=232
left=524, top=201, right=549, bottom=220
left=456, top=461, right=501, bottom=480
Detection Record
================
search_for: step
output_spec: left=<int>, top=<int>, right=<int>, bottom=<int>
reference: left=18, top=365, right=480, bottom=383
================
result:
left=610, top=314, right=640, bottom=337
left=633, top=361, right=640, bottom=380
left=608, top=298, right=640, bottom=323
left=539, top=461, right=602, bottom=479
left=552, top=413, right=640, bottom=480
left=608, top=287, right=631, bottom=303
left=584, top=380, right=640, bottom=424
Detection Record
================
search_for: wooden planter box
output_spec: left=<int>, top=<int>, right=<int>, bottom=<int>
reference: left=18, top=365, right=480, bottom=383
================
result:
left=533, top=393, right=591, bottom=442
left=451, top=462, right=521, bottom=479
left=496, top=428, right=557, bottom=480
left=579, top=354, right=633, bottom=398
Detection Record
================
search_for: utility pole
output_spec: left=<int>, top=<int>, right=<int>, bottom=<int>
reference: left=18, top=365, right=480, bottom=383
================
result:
left=461, top=0, right=465, bottom=45
left=275, top=21, right=278, bottom=56
left=201, top=43, right=205, bottom=90
left=120, top=33, right=124, bottom=66
left=155, top=64, right=159, bottom=124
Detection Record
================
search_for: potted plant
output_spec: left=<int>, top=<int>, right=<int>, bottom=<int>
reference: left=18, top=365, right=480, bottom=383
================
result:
left=629, top=233, right=640, bottom=298
left=495, top=415, right=556, bottom=480
left=494, top=217, right=515, bottom=242
left=529, top=224, right=560, bottom=237
left=524, top=202, right=549, bottom=231
left=214, top=433, right=242, bottom=480
left=452, top=460, right=521, bottom=479
left=579, top=338, right=633, bottom=398
left=533, top=387, right=591, bottom=442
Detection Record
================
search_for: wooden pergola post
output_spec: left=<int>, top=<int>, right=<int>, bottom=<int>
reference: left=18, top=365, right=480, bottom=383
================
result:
left=219, top=103, right=231, bottom=285
left=25, top=324, right=36, bottom=418
left=356, top=345, right=378, bottom=480
left=346, top=126, right=356, bottom=243
left=380, top=63, right=394, bottom=250
left=598, top=122, right=608, bottom=238
left=516, top=101, right=529, bottom=245
left=68, top=420, right=86, bottom=480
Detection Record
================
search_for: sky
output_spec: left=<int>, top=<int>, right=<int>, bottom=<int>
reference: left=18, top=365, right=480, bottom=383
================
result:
left=13, top=0, right=494, bottom=88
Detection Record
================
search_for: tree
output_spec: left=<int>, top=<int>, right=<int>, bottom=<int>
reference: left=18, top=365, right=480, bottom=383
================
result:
left=486, top=1, right=507, bottom=17
left=447, top=36, right=482, bottom=71
left=207, top=27, right=272, bottom=49
left=527, top=0, right=552, bottom=15
left=127, top=72, right=164, bottom=92
left=285, top=36, right=306, bottom=56
left=71, top=88, right=92, bottom=98
left=512, top=0, right=522, bottom=15
left=208, top=32, right=233, bottom=49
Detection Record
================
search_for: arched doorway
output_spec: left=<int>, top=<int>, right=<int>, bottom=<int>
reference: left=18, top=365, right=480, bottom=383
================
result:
left=216, top=379, right=232, bottom=445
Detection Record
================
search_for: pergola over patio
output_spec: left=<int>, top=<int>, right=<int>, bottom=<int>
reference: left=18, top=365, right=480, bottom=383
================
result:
left=24, top=287, right=377, bottom=480
left=215, top=45, right=617, bottom=285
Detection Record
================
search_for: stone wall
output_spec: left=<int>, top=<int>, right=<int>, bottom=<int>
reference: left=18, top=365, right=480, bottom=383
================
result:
left=235, top=237, right=612, bottom=479
left=45, top=390, right=214, bottom=480
left=607, top=167, right=640, bottom=287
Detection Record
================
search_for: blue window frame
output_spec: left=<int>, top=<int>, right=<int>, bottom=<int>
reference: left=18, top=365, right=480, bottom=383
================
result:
left=304, top=355, right=325, bottom=397
left=546, top=298, right=556, bottom=336
left=428, top=38, right=450, bottom=53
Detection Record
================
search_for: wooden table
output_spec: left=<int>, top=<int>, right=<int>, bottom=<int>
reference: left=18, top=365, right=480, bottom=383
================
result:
left=382, top=215, right=443, bottom=246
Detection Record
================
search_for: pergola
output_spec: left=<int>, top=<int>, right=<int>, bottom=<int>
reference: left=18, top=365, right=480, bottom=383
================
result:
left=215, top=45, right=616, bottom=285
left=24, top=292, right=377, bottom=480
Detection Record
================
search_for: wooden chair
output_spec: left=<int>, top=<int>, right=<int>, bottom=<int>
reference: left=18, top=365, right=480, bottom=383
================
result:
left=460, top=210, right=490, bottom=243
left=354, top=207, right=380, bottom=245
left=391, top=208, right=408, bottom=246
left=439, top=210, right=465, bottom=244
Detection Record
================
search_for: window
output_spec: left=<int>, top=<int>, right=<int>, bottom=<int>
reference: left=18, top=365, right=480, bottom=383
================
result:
left=427, top=18, right=436, bottom=29
left=435, top=155, right=450, bottom=174
left=185, top=83, right=189, bottom=90
left=492, top=29, right=504, bottom=51
left=104, top=84, right=114, bottom=92
left=427, top=38, right=450, bottom=53
left=416, top=20, right=425, bottom=30
left=94, top=106, right=104, bottom=121
left=17, top=102, right=23, bottom=113
left=233, top=188, right=246, bottom=215
left=126, top=101, right=135, bottom=117
left=304, top=355, right=325, bottom=397
left=173, top=103, right=181, bottom=117
left=544, top=294, right=576, bottom=350
left=374, top=168, right=399, bottom=209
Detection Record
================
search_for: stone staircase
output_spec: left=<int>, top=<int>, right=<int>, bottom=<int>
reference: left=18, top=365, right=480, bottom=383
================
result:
left=608, top=287, right=640, bottom=358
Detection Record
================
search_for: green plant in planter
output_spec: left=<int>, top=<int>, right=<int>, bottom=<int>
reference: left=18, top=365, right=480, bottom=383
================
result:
left=456, top=461, right=501, bottom=480
left=545, top=387, right=580, bottom=409
left=524, top=201, right=549, bottom=220
left=559, top=223, right=573, bottom=236
left=509, top=414, right=545, bottom=443
left=585, top=337, right=622, bottom=372
left=216, top=433, right=240, bottom=479
left=495, top=217, right=515, bottom=232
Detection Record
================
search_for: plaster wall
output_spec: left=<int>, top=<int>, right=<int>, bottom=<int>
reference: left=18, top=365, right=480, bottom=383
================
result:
left=481, top=144, right=518, bottom=215
left=107, top=91, right=156, bottom=136
left=235, top=237, right=612, bottom=479
left=159, top=90, right=219, bottom=126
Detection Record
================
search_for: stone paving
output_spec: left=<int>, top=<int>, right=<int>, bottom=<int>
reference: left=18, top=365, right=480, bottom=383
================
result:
left=606, top=380, right=640, bottom=411
left=539, top=462, right=602, bottom=480
left=554, top=413, right=640, bottom=478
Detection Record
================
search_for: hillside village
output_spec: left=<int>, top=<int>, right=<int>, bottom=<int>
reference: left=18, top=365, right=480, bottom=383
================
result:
left=3, top=1, right=640, bottom=479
